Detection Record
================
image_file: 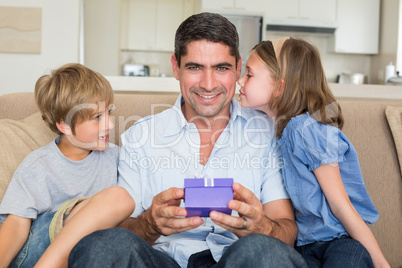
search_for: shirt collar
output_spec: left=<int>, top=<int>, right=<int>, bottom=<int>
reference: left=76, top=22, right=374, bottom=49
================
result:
left=163, top=95, right=248, bottom=137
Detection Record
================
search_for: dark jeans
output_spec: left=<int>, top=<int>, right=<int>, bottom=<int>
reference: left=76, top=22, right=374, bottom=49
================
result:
left=69, top=228, right=307, bottom=268
left=295, top=236, right=374, bottom=268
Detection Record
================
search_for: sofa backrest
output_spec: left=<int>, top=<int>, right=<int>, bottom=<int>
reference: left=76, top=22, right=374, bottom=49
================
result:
left=0, top=93, right=401, bottom=266
left=338, top=100, right=402, bottom=267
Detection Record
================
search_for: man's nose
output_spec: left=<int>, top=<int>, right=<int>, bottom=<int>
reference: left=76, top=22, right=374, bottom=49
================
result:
left=199, top=69, right=218, bottom=91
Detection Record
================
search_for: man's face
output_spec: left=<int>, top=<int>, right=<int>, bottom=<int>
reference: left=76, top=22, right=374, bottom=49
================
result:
left=171, top=40, right=241, bottom=120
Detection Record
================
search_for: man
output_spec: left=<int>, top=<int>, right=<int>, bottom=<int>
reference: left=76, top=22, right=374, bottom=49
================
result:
left=69, top=12, right=306, bottom=268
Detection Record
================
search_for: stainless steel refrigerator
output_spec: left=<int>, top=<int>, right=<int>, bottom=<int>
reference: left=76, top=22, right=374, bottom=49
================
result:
left=223, top=14, right=263, bottom=76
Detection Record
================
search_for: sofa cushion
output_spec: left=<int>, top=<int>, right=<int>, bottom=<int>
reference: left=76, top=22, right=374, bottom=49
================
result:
left=385, top=106, right=402, bottom=176
left=0, top=112, right=56, bottom=204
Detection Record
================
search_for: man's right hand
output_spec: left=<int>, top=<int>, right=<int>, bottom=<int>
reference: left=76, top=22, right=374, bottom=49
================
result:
left=119, top=187, right=204, bottom=245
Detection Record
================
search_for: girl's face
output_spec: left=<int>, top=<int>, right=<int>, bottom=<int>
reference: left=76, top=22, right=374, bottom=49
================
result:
left=238, top=51, right=278, bottom=118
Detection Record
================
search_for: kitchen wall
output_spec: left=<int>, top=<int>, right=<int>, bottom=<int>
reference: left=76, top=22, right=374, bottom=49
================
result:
left=370, top=0, right=400, bottom=84
left=0, top=0, right=400, bottom=96
left=0, top=0, right=81, bottom=96
left=108, top=0, right=396, bottom=84
left=262, top=32, right=372, bottom=83
left=84, top=0, right=120, bottom=77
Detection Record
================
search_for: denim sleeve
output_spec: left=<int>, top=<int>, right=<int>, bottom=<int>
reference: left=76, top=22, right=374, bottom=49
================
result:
left=291, top=121, right=349, bottom=171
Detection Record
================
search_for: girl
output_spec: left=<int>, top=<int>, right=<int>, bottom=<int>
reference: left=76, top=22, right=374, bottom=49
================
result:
left=237, top=38, right=389, bottom=268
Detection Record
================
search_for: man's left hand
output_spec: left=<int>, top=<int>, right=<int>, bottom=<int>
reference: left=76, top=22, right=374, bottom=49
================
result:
left=209, top=182, right=272, bottom=238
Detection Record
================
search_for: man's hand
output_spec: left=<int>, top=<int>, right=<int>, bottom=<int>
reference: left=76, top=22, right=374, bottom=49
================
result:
left=120, top=187, right=204, bottom=245
left=209, top=182, right=268, bottom=237
left=147, top=187, right=204, bottom=236
left=210, top=183, right=297, bottom=245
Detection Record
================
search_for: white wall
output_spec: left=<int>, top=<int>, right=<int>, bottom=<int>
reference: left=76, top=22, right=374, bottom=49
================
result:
left=84, top=0, right=120, bottom=76
left=370, top=0, right=400, bottom=84
left=0, top=0, right=81, bottom=96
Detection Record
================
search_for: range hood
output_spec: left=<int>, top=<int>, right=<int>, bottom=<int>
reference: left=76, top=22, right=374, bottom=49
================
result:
left=266, top=18, right=337, bottom=34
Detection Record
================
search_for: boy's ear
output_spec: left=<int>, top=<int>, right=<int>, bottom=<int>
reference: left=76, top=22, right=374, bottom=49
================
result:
left=56, top=120, right=72, bottom=135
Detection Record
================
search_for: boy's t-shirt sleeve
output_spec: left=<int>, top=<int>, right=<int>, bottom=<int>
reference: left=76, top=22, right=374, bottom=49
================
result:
left=290, top=120, right=349, bottom=171
left=0, top=167, right=49, bottom=222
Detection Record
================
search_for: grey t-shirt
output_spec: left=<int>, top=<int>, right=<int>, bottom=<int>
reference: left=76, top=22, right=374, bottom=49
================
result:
left=0, top=137, right=119, bottom=222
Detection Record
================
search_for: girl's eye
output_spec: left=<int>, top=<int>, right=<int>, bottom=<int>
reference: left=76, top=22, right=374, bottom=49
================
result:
left=246, top=73, right=252, bottom=78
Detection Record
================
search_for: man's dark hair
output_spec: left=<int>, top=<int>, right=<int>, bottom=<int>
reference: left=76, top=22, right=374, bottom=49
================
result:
left=174, top=12, right=240, bottom=67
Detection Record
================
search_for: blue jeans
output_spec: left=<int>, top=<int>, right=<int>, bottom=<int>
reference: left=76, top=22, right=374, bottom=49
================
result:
left=295, top=236, right=374, bottom=268
left=68, top=228, right=307, bottom=268
left=10, top=212, right=55, bottom=268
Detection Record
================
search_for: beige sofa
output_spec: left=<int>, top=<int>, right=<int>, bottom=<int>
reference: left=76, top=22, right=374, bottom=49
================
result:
left=0, top=92, right=401, bottom=267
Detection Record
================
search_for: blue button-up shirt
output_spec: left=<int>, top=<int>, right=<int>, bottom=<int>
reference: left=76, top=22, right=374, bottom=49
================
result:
left=277, top=113, right=379, bottom=247
left=118, top=95, right=288, bottom=267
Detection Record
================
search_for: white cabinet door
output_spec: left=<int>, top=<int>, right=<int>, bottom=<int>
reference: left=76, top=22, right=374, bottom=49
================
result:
left=201, top=0, right=234, bottom=12
left=201, top=0, right=265, bottom=14
left=299, top=0, right=336, bottom=22
left=234, top=0, right=266, bottom=14
left=123, top=0, right=186, bottom=51
left=155, top=0, right=184, bottom=51
left=330, top=0, right=380, bottom=54
left=126, top=0, right=156, bottom=50
left=265, top=0, right=336, bottom=22
left=265, top=0, right=298, bottom=20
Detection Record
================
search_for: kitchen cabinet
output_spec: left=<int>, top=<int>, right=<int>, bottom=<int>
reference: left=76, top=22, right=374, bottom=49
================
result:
left=264, top=0, right=336, bottom=23
left=200, top=0, right=265, bottom=14
left=328, top=0, right=380, bottom=54
left=121, top=0, right=194, bottom=51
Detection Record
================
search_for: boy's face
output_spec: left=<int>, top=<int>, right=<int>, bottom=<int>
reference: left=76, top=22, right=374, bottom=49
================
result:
left=63, top=103, right=115, bottom=153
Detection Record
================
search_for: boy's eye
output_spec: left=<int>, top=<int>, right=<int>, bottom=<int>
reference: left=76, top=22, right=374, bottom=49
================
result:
left=93, top=114, right=101, bottom=120
left=108, top=104, right=116, bottom=114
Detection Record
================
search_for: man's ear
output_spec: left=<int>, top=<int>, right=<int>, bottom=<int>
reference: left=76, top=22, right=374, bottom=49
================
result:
left=56, top=120, right=72, bottom=135
left=171, top=54, right=180, bottom=80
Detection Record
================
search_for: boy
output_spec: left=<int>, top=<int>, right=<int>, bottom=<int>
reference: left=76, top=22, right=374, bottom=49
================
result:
left=0, top=63, right=135, bottom=267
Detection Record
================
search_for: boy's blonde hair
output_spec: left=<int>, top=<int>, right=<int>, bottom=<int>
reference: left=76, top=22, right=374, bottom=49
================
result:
left=35, top=63, right=114, bottom=135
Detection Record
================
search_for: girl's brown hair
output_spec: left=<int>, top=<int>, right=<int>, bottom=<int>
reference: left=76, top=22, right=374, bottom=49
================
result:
left=255, top=38, right=343, bottom=137
left=35, top=63, right=114, bottom=135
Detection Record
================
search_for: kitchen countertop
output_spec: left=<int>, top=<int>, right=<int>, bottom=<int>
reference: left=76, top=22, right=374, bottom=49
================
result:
left=106, top=76, right=402, bottom=101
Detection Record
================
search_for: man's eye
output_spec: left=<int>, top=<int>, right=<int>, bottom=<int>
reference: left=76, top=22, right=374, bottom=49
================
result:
left=217, top=67, right=228, bottom=71
left=188, top=66, right=200, bottom=70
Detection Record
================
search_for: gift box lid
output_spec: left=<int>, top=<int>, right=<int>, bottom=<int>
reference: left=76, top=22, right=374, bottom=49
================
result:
left=184, top=178, right=233, bottom=188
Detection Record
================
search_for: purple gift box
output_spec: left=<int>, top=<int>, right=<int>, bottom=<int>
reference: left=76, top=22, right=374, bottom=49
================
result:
left=184, top=178, right=234, bottom=217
